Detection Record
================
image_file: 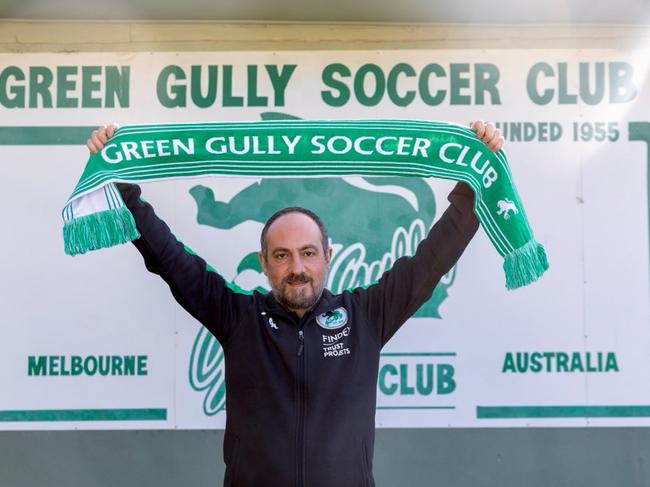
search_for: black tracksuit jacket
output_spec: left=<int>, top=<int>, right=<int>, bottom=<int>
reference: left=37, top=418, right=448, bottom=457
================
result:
left=118, top=183, right=478, bottom=487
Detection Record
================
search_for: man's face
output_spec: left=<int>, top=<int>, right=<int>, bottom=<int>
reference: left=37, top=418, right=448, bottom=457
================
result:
left=259, top=212, right=332, bottom=316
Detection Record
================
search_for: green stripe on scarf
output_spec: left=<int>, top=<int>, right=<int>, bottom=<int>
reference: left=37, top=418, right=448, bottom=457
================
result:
left=62, top=119, right=548, bottom=289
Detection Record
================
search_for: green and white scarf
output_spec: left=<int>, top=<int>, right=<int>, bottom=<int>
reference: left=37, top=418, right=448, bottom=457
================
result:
left=62, top=119, right=548, bottom=289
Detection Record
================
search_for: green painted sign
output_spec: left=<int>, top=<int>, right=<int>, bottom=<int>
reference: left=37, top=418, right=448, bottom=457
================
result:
left=501, top=352, right=619, bottom=373
left=0, top=65, right=129, bottom=108
left=28, top=355, right=148, bottom=377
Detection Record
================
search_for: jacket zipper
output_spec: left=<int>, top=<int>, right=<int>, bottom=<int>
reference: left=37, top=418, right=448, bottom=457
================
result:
left=296, top=326, right=306, bottom=487
left=298, top=329, right=304, bottom=357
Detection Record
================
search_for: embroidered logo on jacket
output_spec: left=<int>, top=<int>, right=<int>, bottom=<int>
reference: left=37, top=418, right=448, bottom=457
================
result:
left=261, top=312, right=279, bottom=330
left=322, top=326, right=351, bottom=358
left=316, top=307, right=348, bottom=330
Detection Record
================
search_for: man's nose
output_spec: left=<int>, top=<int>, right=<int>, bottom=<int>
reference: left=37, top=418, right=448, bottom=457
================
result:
left=289, top=252, right=305, bottom=274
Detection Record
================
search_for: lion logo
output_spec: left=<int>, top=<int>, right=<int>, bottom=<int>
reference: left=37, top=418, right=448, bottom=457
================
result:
left=496, top=198, right=519, bottom=220
left=188, top=112, right=457, bottom=416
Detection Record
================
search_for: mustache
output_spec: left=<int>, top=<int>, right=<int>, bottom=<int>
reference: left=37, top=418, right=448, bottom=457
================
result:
left=283, top=273, right=312, bottom=285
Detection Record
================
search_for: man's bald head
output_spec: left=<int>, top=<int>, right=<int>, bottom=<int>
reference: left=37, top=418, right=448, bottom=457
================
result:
left=260, top=207, right=329, bottom=260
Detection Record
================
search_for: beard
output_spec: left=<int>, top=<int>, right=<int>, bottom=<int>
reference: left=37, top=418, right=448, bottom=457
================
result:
left=271, top=272, right=325, bottom=312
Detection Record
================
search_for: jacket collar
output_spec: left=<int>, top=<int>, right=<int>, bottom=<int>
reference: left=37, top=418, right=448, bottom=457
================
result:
left=264, top=289, right=336, bottom=324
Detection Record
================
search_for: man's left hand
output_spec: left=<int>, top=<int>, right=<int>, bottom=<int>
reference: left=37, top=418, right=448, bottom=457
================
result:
left=470, top=121, right=504, bottom=152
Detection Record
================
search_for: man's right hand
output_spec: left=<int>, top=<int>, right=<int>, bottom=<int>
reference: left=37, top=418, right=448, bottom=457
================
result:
left=87, top=123, right=118, bottom=154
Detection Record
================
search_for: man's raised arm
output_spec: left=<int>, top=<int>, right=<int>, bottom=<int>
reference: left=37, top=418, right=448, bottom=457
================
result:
left=358, top=121, right=504, bottom=346
left=87, top=124, right=248, bottom=344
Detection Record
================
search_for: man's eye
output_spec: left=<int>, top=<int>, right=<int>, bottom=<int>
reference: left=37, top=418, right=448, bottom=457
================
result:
left=303, top=250, right=316, bottom=257
left=275, top=253, right=287, bottom=260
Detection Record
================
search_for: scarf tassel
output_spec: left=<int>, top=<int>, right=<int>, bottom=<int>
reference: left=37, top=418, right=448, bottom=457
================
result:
left=63, top=206, right=140, bottom=256
left=503, top=239, right=549, bottom=290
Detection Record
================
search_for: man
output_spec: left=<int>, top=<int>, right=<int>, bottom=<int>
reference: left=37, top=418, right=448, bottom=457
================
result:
left=87, top=121, right=504, bottom=487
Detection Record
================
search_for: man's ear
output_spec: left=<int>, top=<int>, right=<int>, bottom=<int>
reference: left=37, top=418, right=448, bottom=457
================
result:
left=258, top=251, right=268, bottom=276
left=326, top=246, right=333, bottom=263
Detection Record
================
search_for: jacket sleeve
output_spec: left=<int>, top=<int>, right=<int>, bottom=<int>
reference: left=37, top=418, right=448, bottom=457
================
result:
left=117, top=182, right=247, bottom=344
left=357, top=182, right=479, bottom=347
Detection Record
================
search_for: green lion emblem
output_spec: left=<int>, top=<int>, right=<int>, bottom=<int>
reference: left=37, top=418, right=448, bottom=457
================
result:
left=316, top=308, right=348, bottom=330
left=189, top=112, right=457, bottom=415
